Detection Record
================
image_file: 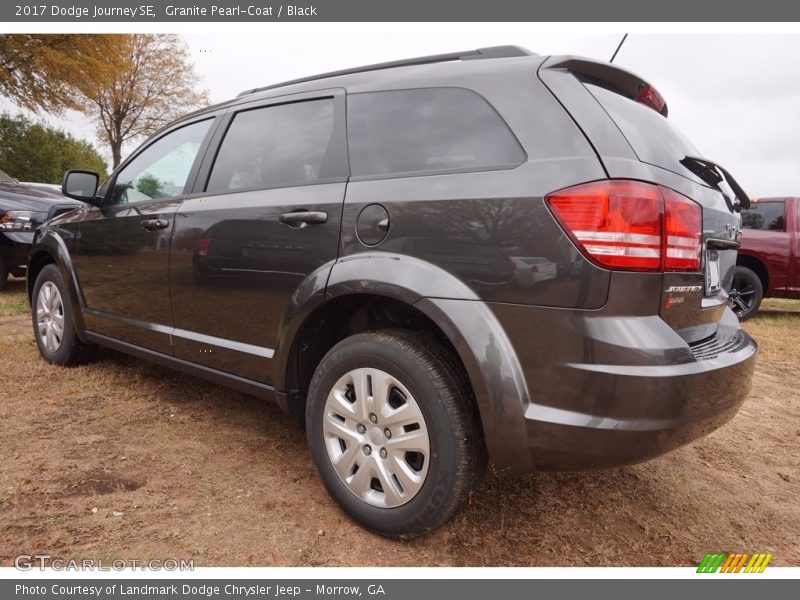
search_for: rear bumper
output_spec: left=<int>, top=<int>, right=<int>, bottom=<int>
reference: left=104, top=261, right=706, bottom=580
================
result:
left=522, top=327, right=756, bottom=470
left=485, top=300, right=757, bottom=472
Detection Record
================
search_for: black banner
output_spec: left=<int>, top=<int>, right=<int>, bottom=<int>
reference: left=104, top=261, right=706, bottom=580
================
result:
left=3, top=0, right=800, bottom=22
left=5, top=579, right=797, bottom=600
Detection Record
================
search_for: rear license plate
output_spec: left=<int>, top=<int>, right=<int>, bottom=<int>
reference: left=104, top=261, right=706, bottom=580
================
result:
left=706, top=249, right=720, bottom=295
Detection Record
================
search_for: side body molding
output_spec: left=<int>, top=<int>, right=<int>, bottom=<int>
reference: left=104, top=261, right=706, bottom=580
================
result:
left=273, top=252, right=532, bottom=468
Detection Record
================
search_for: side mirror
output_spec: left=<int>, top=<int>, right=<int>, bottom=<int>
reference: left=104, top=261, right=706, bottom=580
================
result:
left=62, top=170, right=100, bottom=204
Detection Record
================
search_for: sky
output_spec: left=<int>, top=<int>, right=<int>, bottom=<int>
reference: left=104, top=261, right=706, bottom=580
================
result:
left=2, top=30, right=799, bottom=197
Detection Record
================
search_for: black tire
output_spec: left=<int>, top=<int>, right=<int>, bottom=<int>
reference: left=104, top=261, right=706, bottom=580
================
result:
left=31, top=264, right=97, bottom=365
left=730, top=266, right=763, bottom=320
left=306, top=330, right=485, bottom=539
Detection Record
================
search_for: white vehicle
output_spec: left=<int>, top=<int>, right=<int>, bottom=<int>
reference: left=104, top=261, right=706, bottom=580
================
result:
left=511, top=256, right=557, bottom=287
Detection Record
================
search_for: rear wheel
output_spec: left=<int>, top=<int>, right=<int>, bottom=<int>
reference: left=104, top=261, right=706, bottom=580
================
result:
left=306, top=330, right=485, bottom=538
left=729, top=266, right=763, bottom=320
left=32, top=264, right=97, bottom=365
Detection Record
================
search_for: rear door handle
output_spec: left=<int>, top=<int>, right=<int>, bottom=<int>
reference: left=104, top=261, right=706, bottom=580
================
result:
left=140, top=218, right=169, bottom=231
left=278, top=211, right=328, bottom=227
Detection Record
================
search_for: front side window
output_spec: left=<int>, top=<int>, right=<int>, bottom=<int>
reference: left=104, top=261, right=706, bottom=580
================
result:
left=347, top=87, right=526, bottom=178
left=741, top=201, right=786, bottom=231
left=109, top=119, right=212, bottom=206
left=206, top=98, right=335, bottom=194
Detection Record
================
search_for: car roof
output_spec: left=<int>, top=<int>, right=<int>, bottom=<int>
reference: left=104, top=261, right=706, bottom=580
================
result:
left=172, top=46, right=543, bottom=126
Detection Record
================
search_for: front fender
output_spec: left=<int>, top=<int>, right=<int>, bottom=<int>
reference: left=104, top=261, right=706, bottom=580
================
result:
left=274, top=252, right=533, bottom=471
left=27, top=228, right=87, bottom=337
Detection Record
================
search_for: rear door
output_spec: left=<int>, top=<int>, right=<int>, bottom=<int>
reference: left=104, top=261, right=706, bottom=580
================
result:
left=169, top=90, right=348, bottom=383
left=73, top=118, right=216, bottom=354
left=740, top=199, right=790, bottom=294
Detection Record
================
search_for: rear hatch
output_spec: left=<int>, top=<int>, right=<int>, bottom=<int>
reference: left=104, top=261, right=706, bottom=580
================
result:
left=539, top=57, right=749, bottom=344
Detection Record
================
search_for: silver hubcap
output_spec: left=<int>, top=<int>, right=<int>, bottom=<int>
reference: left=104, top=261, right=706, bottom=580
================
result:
left=323, top=368, right=430, bottom=508
left=36, top=281, right=65, bottom=352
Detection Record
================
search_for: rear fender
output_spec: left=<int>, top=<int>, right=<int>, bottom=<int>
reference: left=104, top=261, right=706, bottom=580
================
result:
left=274, top=252, right=532, bottom=470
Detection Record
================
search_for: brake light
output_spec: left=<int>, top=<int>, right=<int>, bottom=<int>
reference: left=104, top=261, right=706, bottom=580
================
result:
left=546, top=180, right=701, bottom=272
left=635, top=84, right=666, bottom=114
left=662, top=187, right=701, bottom=270
left=196, top=237, right=211, bottom=257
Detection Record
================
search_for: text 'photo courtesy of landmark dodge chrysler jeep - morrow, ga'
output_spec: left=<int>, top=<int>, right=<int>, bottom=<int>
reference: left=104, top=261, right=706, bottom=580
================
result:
left=28, top=46, right=757, bottom=538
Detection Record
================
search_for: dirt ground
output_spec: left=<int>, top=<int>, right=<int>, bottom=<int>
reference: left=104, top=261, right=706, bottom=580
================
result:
left=1, top=276, right=798, bottom=567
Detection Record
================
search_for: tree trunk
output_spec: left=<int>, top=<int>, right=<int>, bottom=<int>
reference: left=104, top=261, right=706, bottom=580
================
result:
left=111, top=140, right=122, bottom=169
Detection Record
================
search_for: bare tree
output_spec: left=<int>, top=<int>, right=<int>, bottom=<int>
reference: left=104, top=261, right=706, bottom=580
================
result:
left=83, top=34, right=209, bottom=167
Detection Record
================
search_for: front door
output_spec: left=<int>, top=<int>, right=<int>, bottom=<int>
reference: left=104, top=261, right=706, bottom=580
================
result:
left=73, top=118, right=216, bottom=354
left=169, top=92, right=348, bottom=383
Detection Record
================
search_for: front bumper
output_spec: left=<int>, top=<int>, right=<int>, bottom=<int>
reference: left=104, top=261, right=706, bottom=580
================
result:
left=0, top=231, right=34, bottom=274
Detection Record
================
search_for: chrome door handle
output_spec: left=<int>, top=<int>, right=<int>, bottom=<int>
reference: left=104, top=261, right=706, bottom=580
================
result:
left=140, top=218, right=169, bottom=231
left=278, top=211, right=328, bottom=227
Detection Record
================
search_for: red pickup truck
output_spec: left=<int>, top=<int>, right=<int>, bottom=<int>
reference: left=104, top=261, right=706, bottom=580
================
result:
left=731, top=197, right=800, bottom=319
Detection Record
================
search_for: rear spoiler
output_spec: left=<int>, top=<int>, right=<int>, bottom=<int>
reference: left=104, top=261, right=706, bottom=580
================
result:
left=545, top=57, right=668, bottom=117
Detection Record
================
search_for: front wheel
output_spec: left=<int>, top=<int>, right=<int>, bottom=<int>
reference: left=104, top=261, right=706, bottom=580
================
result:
left=729, top=266, right=763, bottom=320
left=306, top=330, right=485, bottom=538
left=32, top=264, right=97, bottom=365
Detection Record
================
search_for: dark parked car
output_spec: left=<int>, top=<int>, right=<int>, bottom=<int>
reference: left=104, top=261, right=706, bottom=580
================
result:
left=731, top=197, right=800, bottom=319
left=28, top=47, right=757, bottom=537
left=0, top=168, right=79, bottom=288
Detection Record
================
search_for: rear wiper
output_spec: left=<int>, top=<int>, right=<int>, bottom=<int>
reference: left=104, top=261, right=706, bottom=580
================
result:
left=680, top=156, right=751, bottom=212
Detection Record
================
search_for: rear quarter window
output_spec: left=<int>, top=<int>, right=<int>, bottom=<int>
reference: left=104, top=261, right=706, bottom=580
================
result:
left=741, top=201, right=786, bottom=231
left=347, top=88, right=526, bottom=178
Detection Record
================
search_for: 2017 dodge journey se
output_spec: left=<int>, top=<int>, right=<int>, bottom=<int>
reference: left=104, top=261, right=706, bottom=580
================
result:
left=28, top=46, right=757, bottom=537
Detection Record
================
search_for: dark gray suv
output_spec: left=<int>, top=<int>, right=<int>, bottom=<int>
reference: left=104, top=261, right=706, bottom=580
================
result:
left=28, top=46, right=757, bottom=538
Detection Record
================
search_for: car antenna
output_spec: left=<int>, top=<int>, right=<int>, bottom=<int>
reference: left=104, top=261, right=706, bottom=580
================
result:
left=610, top=33, right=628, bottom=63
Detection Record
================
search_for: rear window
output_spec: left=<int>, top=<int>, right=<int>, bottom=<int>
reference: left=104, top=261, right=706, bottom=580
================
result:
left=584, top=82, right=704, bottom=184
left=741, top=201, right=786, bottom=231
left=347, top=88, right=525, bottom=178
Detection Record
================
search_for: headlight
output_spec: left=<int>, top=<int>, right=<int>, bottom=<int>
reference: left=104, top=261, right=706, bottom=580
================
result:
left=0, top=210, right=47, bottom=231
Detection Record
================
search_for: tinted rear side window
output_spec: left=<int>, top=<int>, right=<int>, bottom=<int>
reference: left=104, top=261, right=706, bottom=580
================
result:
left=207, top=98, right=335, bottom=193
left=584, top=83, right=704, bottom=184
left=347, top=88, right=525, bottom=177
left=741, top=201, right=786, bottom=231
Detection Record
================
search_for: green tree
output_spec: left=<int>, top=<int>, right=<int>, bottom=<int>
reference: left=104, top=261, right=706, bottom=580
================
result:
left=134, top=173, right=164, bottom=199
left=0, top=113, right=108, bottom=184
left=0, top=34, right=117, bottom=113
left=82, top=34, right=209, bottom=167
left=0, top=34, right=208, bottom=169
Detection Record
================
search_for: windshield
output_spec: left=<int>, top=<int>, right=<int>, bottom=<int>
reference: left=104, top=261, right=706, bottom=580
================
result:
left=584, top=82, right=706, bottom=186
left=0, top=168, right=15, bottom=183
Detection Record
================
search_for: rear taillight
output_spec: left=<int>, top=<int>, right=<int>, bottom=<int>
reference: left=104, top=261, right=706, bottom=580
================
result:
left=661, top=187, right=701, bottom=271
left=546, top=180, right=701, bottom=272
left=196, top=238, right=211, bottom=257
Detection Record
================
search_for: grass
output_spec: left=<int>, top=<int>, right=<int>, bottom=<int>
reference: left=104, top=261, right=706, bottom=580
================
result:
left=0, top=278, right=28, bottom=316
left=0, top=283, right=798, bottom=566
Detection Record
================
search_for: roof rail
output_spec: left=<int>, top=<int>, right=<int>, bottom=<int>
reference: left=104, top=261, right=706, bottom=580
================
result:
left=237, top=46, right=535, bottom=97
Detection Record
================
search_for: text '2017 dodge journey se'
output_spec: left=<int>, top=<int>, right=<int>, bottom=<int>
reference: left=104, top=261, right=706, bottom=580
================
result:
left=29, top=46, right=757, bottom=538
